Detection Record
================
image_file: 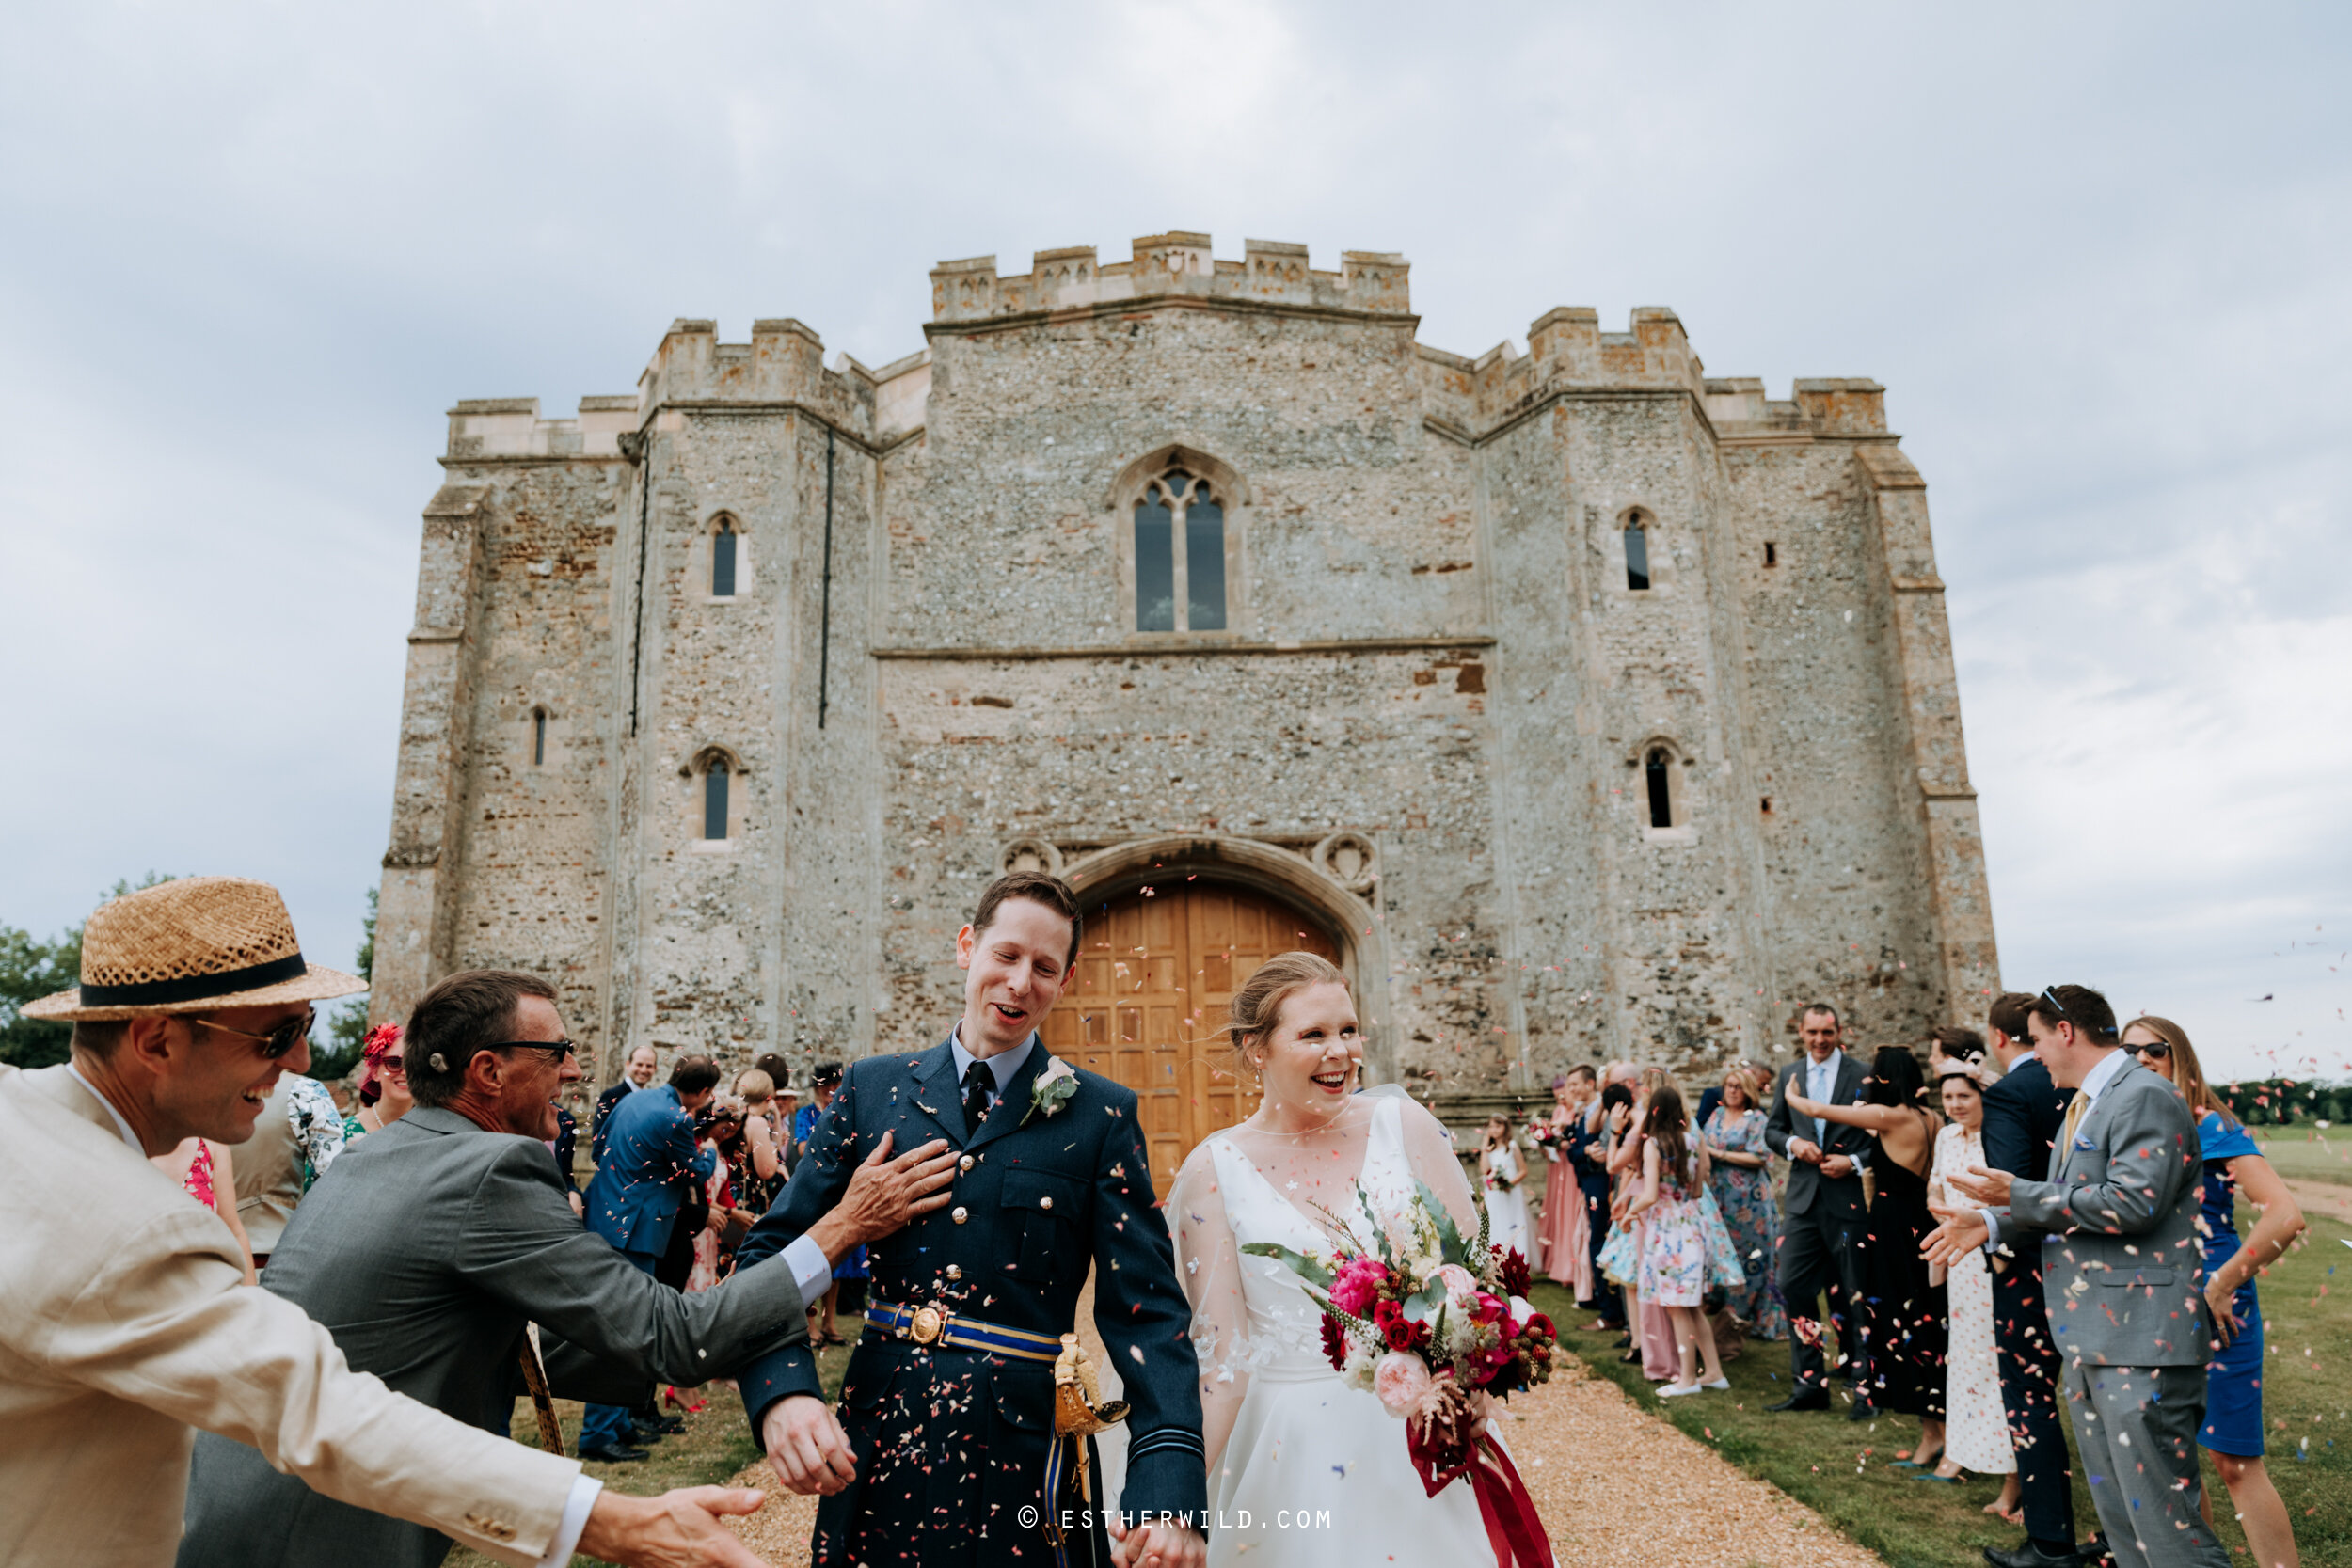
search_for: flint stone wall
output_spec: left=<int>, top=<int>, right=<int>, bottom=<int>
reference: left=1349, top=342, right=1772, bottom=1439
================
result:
left=371, top=234, right=1996, bottom=1114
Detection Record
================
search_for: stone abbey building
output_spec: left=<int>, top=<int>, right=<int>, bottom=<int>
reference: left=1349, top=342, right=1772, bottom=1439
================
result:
left=374, top=230, right=1994, bottom=1189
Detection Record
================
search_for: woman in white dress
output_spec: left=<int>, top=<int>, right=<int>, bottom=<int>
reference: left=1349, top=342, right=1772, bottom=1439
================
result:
left=1170, top=953, right=1510, bottom=1567
left=1925, top=1059, right=2020, bottom=1515
left=1480, top=1114, right=1532, bottom=1259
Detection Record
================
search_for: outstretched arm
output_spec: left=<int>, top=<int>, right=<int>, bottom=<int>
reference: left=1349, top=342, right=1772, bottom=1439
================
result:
left=1783, top=1092, right=1904, bottom=1133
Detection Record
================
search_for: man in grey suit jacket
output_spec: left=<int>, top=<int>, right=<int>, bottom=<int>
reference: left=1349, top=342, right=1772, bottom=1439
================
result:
left=1929, top=985, right=2224, bottom=1568
left=180, top=969, right=957, bottom=1568
left=1763, top=1003, right=1876, bottom=1411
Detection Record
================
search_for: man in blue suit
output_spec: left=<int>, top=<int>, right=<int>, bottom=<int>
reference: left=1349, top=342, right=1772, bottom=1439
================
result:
left=578, top=1054, right=722, bottom=1459
left=735, top=871, right=1208, bottom=1568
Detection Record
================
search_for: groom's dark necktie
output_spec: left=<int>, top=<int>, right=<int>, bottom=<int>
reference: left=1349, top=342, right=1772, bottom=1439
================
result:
left=961, top=1060, right=994, bottom=1139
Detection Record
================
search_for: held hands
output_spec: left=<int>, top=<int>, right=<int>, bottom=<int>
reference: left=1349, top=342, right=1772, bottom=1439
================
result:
left=1819, top=1154, right=1855, bottom=1180
left=576, top=1484, right=770, bottom=1568
left=1921, top=1200, right=1990, bottom=1267
left=1108, top=1516, right=1208, bottom=1568
left=763, top=1394, right=859, bottom=1495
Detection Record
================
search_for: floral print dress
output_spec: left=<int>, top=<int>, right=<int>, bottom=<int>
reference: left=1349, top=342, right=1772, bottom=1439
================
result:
left=1703, top=1106, right=1786, bottom=1338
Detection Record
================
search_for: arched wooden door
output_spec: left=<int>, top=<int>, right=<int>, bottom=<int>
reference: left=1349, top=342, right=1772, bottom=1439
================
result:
left=1041, top=880, right=1342, bottom=1197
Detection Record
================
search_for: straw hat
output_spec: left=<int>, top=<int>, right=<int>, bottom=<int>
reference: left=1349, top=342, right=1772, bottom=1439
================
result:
left=21, top=877, right=367, bottom=1021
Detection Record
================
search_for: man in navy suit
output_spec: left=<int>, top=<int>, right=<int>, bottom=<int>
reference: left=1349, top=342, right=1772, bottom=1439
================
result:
left=1976, top=992, right=2082, bottom=1568
left=578, top=1054, right=722, bottom=1459
left=1764, top=1002, right=1876, bottom=1414
left=735, top=871, right=1207, bottom=1568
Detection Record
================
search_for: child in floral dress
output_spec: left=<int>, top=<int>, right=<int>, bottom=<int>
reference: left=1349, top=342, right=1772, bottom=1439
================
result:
left=1627, top=1084, right=1738, bottom=1397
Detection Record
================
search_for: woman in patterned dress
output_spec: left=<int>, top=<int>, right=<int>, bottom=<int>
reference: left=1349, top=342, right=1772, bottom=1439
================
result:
left=1701, top=1067, right=1784, bottom=1339
left=1627, top=1082, right=1726, bottom=1397
left=1926, top=1060, right=2018, bottom=1512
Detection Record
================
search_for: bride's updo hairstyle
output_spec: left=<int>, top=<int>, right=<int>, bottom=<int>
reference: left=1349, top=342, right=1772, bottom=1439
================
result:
left=1225, top=950, right=1349, bottom=1073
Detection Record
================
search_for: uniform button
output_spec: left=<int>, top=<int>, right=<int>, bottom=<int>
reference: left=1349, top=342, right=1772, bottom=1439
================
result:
left=952, top=1206, right=969, bottom=1224
left=946, top=1264, right=962, bottom=1280
left=1039, top=1196, right=1053, bottom=1212
left=959, top=1155, right=977, bottom=1172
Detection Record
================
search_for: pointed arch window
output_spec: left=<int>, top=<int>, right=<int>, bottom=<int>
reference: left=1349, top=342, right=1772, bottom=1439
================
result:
left=1624, top=513, right=1652, bottom=591
left=711, top=516, right=738, bottom=598
left=1134, top=469, right=1226, bottom=632
left=703, top=757, right=729, bottom=840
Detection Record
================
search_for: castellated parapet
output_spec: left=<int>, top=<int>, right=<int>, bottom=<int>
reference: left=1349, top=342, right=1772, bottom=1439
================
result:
left=376, top=230, right=1995, bottom=1174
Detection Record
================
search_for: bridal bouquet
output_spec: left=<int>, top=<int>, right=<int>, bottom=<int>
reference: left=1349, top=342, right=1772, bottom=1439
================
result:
left=1243, top=1181, right=1557, bottom=1567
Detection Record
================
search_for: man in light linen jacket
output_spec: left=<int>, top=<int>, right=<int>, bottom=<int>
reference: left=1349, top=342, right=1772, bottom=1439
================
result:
left=0, top=877, right=768, bottom=1568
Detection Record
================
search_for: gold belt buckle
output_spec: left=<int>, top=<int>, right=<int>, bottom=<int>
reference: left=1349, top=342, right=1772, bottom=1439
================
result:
left=908, top=1305, right=946, bottom=1345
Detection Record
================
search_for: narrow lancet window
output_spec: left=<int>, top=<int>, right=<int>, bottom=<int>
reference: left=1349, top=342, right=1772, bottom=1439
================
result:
left=1135, top=493, right=1175, bottom=632
left=704, top=758, right=729, bottom=840
left=1645, top=749, right=1674, bottom=829
left=1625, top=517, right=1651, bottom=591
left=1186, top=494, right=1226, bottom=631
left=712, top=518, right=738, bottom=597
left=532, top=710, right=547, bottom=767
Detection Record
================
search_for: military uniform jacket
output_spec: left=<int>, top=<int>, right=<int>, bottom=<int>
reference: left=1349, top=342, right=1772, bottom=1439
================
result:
left=735, top=1035, right=1207, bottom=1565
left=1995, top=1057, right=2212, bottom=1368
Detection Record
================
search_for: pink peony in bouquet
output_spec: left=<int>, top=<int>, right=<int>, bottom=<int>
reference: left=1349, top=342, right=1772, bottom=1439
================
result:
left=1243, top=1180, right=1556, bottom=1566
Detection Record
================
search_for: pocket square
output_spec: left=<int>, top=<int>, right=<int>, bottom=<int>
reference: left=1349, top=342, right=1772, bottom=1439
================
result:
left=2072, top=1135, right=2097, bottom=1150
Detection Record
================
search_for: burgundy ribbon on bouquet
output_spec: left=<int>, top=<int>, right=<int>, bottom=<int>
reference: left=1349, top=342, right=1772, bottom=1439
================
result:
left=1406, top=1396, right=1555, bottom=1568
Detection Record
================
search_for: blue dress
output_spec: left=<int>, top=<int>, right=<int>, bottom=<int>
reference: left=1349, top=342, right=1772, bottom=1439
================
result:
left=2196, top=1109, right=2265, bottom=1457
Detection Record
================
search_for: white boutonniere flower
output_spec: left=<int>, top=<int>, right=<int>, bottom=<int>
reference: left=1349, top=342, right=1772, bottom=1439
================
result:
left=1024, top=1056, right=1079, bottom=1125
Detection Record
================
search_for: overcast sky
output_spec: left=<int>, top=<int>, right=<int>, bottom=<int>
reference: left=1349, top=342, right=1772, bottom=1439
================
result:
left=4, top=2, right=2345, bottom=1083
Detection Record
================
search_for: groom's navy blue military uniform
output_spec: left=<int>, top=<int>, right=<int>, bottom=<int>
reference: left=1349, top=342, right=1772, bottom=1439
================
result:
left=736, top=1032, right=1206, bottom=1565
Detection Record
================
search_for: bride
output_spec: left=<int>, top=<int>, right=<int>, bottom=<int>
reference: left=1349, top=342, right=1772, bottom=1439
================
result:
left=1169, top=952, right=1502, bottom=1565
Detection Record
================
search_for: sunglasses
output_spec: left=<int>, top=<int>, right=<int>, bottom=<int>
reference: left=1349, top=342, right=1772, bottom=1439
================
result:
left=484, top=1037, right=579, bottom=1062
left=2039, top=987, right=2068, bottom=1019
left=190, top=1009, right=316, bottom=1060
left=379, top=1055, right=405, bottom=1073
left=2131, top=1041, right=2171, bottom=1061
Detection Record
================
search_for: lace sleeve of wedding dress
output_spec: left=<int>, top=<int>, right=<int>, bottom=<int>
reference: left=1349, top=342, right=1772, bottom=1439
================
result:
left=1369, top=1085, right=1483, bottom=1239
left=1168, top=1138, right=1250, bottom=1479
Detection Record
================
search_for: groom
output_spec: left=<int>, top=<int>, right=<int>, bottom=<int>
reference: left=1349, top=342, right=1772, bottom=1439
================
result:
left=734, top=871, right=1207, bottom=1567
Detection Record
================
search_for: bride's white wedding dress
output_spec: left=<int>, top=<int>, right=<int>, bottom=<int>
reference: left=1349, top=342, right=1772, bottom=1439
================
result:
left=1172, top=1091, right=1497, bottom=1566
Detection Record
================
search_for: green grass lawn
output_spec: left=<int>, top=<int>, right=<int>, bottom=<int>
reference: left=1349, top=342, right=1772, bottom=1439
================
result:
left=447, top=1326, right=866, bottom=1568
left=2248, top=1124, right=2352, bottom=1188
left=1536, top=1208, right=2352, bottom=1568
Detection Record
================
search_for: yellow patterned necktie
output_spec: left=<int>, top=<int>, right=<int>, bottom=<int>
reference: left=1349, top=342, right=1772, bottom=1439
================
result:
left=2059, top=1092, right=2087, bottom=1156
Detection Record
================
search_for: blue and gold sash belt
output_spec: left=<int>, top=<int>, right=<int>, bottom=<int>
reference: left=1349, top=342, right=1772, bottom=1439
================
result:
left=862, top=1298, right=1062, bottom=1363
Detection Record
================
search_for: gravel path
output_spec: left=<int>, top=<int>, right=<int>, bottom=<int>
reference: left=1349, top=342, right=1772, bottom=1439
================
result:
left=718, top=1356, right=1882, bottom=1567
